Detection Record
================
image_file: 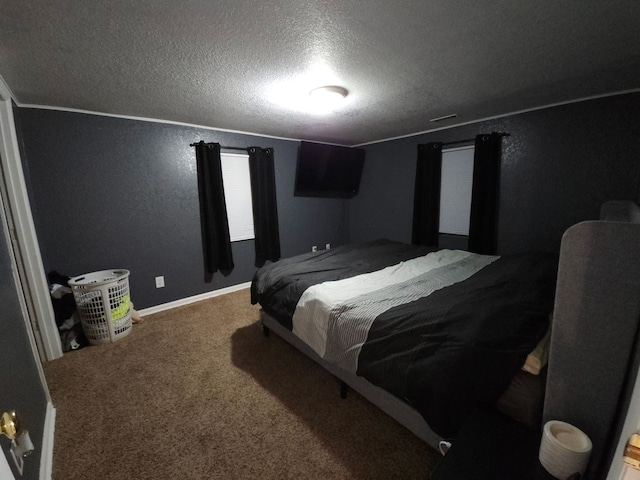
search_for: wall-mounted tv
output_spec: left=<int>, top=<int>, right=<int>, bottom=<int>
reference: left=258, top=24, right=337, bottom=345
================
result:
left=294, top=141, right=365, bottom=198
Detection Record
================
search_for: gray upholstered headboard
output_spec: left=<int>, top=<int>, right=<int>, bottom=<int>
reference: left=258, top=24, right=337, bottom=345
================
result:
left=543, top=201, right=640, bottom=480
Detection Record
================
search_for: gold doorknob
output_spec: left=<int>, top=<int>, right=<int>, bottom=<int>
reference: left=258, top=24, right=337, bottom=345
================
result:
left=0, top=410, right=20, bottom=441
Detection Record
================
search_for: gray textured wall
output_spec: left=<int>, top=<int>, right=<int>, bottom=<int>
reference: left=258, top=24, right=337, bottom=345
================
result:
left=351, top=93, right=640, bottom=254
left=14, top=93, right=640, bottom=310
left=14, top=109, right=350, bottom=309
left=0, top=215, right=46, bottom=480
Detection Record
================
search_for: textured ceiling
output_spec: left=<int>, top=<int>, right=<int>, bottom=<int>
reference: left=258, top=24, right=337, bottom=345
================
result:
left=1, top=1, right=639, bottom=145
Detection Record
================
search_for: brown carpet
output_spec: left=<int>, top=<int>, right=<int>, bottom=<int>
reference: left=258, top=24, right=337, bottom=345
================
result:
left=43, top=288, right=440, bottom=479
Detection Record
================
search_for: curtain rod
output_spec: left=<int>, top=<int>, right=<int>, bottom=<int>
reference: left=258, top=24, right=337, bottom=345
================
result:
left=191, top=132, right=510, bottom=150
left=440, top=132, right=510, bottom=148
left=189, top=142, right=247, bottom=152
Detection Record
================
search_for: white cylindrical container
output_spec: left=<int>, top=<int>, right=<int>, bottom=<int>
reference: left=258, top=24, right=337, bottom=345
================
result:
left=539, top=420, right=592, bottom=479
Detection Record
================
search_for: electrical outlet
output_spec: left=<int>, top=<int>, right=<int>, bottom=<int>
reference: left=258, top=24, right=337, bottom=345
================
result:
left=155, top=276, right=165, bottom=288
left=326, top=243, right=331, bottom=250
left=311, top=246, right=317, bottom=252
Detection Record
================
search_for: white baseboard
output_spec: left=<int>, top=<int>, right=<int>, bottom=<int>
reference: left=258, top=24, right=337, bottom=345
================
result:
left=138, top=282, right=252, bottom=317
left=40, top=402, right=55, bottom=480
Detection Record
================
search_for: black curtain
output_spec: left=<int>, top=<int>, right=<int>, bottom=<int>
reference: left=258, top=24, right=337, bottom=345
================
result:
left=195, top=141, right=234, bottom=281
left=412, top=142, right=443, bottom=246
left=468, top=133, right=502, bottom=255
left=248, top=147, right=281, bottom=267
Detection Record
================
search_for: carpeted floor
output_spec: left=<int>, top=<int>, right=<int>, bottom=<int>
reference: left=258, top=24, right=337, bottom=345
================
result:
left=43, top=288, right=440, bottom=479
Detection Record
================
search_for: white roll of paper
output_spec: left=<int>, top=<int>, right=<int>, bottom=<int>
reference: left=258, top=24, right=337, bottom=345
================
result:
left=539, top=420, right=592, bottom=479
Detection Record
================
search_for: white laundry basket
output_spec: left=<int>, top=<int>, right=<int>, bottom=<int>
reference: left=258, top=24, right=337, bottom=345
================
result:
left=68, top=269, right=132, bottom=345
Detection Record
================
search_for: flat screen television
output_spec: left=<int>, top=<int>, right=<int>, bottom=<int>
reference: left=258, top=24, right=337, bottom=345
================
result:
left=294, top=141, right=365, bottom=198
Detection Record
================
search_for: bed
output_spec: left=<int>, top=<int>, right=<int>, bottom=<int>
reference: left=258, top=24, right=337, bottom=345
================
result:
left=250, top=239, right=557, bottom=448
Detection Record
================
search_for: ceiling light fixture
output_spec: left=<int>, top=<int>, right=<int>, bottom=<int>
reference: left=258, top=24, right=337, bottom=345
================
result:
left=308, top=86, right=349, bottom=113
left=310, top=85, right=348, bottom=102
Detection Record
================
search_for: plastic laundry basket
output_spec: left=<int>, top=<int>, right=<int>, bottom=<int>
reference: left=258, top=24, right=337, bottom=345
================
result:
left=68, top=269, right=132, bottom=346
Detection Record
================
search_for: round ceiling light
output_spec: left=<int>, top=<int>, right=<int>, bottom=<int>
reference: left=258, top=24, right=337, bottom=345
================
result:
left=309, top=86, right=348, bottom=113
left=309, top=85, right=348, bottom=101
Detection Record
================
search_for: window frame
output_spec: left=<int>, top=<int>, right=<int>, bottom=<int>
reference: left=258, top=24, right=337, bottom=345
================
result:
left=220, top=152, right=255, bottom=242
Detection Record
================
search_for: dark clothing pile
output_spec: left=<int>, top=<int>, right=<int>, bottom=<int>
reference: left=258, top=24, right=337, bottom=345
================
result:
left=48, top=271, right=88, bottom=351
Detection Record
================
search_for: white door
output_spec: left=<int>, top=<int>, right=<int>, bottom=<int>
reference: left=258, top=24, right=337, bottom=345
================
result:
left=0, top=83, right=62, bottom=362
left=0, top=190, right=51, bottom=478
left=0, top=79, right=56, bottom=479
left=0, top=453, right=17, bottom=480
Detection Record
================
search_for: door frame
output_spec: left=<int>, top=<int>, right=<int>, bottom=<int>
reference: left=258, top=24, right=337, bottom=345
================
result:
left=0, top=75, right=57, bottom=479
left=0, top=75, right=62, bottom=361
left=0, top=164, right=56, bottom=480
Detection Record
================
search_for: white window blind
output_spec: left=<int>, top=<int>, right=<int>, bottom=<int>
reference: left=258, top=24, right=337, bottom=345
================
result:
left=220, top=152, right=255, bottom=242
left=439, top=146, right=474, bottom=236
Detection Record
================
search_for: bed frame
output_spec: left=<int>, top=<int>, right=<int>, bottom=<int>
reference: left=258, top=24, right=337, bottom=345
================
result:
left=260, top=310, right=444, bottom=449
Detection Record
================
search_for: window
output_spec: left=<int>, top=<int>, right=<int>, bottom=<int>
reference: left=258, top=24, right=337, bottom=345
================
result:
left=220, top=152, right=254, bottom=242
left=439, top=146, right=474, bottom=236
